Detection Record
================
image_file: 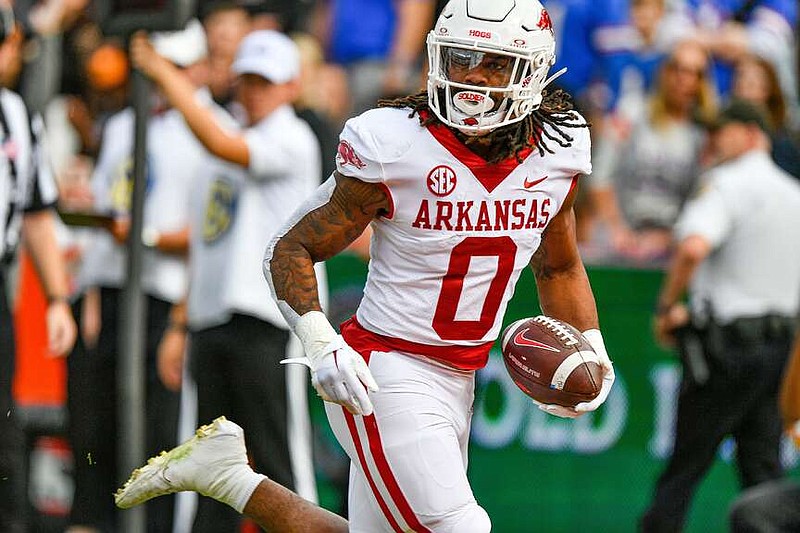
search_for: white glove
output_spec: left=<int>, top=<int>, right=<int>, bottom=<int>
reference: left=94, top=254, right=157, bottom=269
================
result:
left=282, top=311, right=379, bottom=416
left=537, top=328, right=615, bottom=419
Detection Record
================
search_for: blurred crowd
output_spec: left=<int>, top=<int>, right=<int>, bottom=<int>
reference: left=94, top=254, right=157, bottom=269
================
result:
left=2, top=0, right=799, bottom=531
left=7, top=0, right=794, bottom=273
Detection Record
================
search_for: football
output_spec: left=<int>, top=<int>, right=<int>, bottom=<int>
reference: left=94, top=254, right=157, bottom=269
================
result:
left=500, top=315, right=603, bottom=407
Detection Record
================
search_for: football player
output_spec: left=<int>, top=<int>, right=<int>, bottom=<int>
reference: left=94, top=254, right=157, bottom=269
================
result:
left=115, top=0, right=615, bottom=531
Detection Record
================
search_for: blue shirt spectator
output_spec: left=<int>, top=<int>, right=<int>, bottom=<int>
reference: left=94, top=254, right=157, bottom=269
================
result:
left=682, top=0, right=797, bottom=102
left=547, top=0, right=691, bottom=112
left=545, top=0, right=600, bottom=101
left=321, top=0, right=434, bottom=114
left=328, top=0, right=396, bottom=65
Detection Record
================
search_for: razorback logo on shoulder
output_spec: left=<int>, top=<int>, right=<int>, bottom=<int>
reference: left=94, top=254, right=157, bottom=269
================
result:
left=336, top=140, right=366, bottom=169
left=538, top=8, right=553, bottom=32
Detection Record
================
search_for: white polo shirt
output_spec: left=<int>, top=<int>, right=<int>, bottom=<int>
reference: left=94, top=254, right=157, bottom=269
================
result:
left=675, top=150, right=800, bottom=323
left=187, top=104, right=323, bottom=330
left=79, top=91, right=221, bottom=303
left=0, top=89, right=58, bottom=261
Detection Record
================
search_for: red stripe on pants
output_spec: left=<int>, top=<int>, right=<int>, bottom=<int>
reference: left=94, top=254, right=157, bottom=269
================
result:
left=342, top=409, right=404, bottom=532
left=356, top=412, right=433, bottom=533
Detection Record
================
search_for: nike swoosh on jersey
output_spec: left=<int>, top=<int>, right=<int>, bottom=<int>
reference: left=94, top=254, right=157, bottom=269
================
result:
left=513, top=329, right=561, bottom=352
left=524, top=176, right=548, bottom=188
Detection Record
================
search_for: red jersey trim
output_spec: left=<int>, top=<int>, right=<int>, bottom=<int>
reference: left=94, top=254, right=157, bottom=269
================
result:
left=420, top=111, right=533, bottom=194
left=377, top=182, right=395, bottom=219
left=340, top=316, right=492, bottom=370
left=568, top=174, right=580, bottom=196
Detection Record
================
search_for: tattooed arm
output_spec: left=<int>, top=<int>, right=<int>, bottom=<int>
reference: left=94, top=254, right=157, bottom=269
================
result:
left=530, top=185, right=598, bottom=332
left=269, top=172, right=389, bottom=316
left=263, top=171, right=389, bottom=416
left=529, top=183, right=614, bottom=418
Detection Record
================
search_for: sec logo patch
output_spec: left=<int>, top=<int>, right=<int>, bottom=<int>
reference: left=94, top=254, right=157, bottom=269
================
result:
left=427, top=165, right=457, bottom=197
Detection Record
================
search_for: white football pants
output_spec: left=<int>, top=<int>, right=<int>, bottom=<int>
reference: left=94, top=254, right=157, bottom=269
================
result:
left=325, top=350, right=491, bottom=533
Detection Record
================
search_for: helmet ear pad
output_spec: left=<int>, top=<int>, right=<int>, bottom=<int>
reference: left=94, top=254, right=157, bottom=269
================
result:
left=426, top=0, right=557, bottom=133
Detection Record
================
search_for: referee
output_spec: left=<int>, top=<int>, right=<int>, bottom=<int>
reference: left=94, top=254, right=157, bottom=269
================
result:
left=641, top=100, right=800, bottom=532
left=0, top=64, right=77, bottom=533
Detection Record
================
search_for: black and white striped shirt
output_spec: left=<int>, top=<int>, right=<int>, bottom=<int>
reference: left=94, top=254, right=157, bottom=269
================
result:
left=0, top=88, right=58, bottom=263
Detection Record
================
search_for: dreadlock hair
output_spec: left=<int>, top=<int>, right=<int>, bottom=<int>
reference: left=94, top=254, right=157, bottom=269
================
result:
left=378, top=89, right=590, bottom=163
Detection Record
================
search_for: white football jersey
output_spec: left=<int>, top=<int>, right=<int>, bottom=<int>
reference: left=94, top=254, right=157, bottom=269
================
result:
left=337, top=107, right=591, bottom=370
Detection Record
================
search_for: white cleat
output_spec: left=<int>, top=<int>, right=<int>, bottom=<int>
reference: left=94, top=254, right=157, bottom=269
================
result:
left=115, top=416, right=249, bottom=509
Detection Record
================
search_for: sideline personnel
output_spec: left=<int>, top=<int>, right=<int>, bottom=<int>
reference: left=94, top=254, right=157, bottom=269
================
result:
left=130, top=29, right=322, bottom=531
left=67, top=21, right=209, bottom=532
left=642, top=99, right=800, bottom=532
left=0, top=15, right=76, bottom=533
